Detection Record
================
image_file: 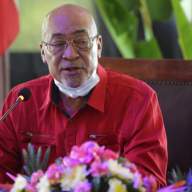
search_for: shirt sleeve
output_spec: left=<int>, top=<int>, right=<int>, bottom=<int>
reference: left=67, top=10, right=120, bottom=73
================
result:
left=122, top=90, right=168, bottom=187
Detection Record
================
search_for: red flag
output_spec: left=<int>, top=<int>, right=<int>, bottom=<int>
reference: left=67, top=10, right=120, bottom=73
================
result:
left=0, top=0, right=19, bottom=55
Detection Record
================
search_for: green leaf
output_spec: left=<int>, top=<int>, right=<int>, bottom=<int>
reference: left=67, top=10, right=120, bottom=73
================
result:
left=96, top=0, right=138, bottom=37
left=50, top=184, right=62, bottom=192
left=22, top=143, right=50, bottom=176
left=135, top=39, right=162, bottom=58
left=22, top=148, right=29, bottom=165
left=35, top=146, right=42, bottom=170
left=28, top=143, right=36, bottom=172
left=139, top=0, right=157, bottom=41
left=22, top=148, right=33, bottom=175
left=120, top=0, right=141, bottom=12
left=146, top=0, right=173, bottom=21
left=126, top=182, right=140, bottom=192
left=168, top=167, right=186, bottom=184
left=92, top=176, right=109, bottom=192
left=171, top=0, right=192, bottom=59
left=118, top=157, right=127, bottom=164
left=115, top=33, right=135, bottom=58
left=96, top=0, right=162, bottom=58
left=41, top=146, right=51, bottom=170
left=96, top=0, right=138, bottom=58
left=23, top=165, right=31, bottom=176
left=92, top=177, right=101, bottom=192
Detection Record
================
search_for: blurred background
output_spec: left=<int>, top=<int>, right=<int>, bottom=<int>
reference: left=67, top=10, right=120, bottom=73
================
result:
left=0, top=0, right=192, bottom=106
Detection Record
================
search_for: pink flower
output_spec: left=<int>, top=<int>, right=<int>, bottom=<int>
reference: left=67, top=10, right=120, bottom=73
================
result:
left=63, top=157, right=80, bottom=167
left=46, top=164, right=65, bottom=181
left=90, top=161, right=109, bottom=176
left=101, top=149, right=119, bottom=161
left=70, top=145, right=94, bottom=164
left=25, top=183, right=37, bottom=192
left=133, top=172, right=142, bottom=189
left=69, top=141, right=105, bottom=165
left=81, top=141, right=99, bottom=152
left=143, top=175, right=157, bottom=192
left=123, top=160, right=138, bottom=173
left=74, top=180, right=92, bottom=192
left=30, top=170, right=44, bottom=185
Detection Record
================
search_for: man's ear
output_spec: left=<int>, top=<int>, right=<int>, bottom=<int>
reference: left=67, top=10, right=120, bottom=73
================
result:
left=40, top=43, right=47, bottom=64
left=97, top=35, right=103, bottom=58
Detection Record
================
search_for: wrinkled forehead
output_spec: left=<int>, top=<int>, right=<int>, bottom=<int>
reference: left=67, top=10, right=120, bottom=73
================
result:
left=42, top=9, right=97, bottom=41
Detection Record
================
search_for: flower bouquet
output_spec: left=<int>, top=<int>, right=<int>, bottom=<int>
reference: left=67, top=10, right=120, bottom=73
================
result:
left=11, top=141, right=158, bottom=192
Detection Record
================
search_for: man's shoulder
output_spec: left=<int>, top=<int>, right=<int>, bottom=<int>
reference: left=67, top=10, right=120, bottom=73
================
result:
left=11, top=74, right=52, bottom=93
left=106, top=69, right=155, bottom=97
left=7, top=75, right=52, bottom=100
left=1, top=75, right=52, bottom=111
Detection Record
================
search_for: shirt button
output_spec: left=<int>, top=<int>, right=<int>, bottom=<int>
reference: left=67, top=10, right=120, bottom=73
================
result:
left=26, top=132, right=33, bottom=137
left=89, top=134, right=96, bottom=139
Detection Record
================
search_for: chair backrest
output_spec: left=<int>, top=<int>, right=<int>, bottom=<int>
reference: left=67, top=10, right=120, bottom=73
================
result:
left=99, top=57, right=192, bottom=174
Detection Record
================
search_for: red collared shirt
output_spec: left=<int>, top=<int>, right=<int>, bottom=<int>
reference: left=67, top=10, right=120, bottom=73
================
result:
left=0, top=65, right=167, bottom=186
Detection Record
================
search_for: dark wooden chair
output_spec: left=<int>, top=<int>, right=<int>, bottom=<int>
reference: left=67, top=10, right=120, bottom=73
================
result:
left=99, top=57, right=192, bottom=175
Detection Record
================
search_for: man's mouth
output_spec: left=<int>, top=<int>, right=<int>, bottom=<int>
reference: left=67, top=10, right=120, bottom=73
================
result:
left=63, top=67, right=82, bottom=71
left=60, top=67, right=84, bottom=76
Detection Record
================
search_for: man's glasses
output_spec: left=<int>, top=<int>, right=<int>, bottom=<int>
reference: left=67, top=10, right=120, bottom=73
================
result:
left=42, top=34, right=98, bottom=54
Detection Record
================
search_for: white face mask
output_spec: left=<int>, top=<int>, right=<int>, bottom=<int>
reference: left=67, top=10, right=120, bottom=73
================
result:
left=54, top=70, right=100, bottom=98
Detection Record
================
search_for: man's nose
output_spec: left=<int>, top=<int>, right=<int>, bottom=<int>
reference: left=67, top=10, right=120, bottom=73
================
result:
left=62, top=43, right=79, bottom=60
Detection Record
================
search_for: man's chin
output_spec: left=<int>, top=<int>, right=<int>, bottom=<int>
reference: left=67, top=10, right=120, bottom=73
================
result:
left=62, top=81, right=83, bottom=89
left=60, top=77, right=87, bottom=88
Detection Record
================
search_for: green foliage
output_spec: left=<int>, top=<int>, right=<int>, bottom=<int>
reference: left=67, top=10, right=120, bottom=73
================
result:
left=96, top=0, right=192, bottom=59
left=96, top=0, right=136, bottom=57
left=171, top=0, right=192, bottom=59
left=168, top=167, right=186, bottom=184
left=92, top=176, right=109, bottom=192
left=120, top=0, right=141, bottom=12
left=96, top=0, right=162, bottom=58
left=22, top=143, right=51, bottom=176
left=137, top=0, right=162, bottom=58
left=135, top=39, right=162, bottom=58
left=92, top=176, right=102, bottom=192
left=146, top=0, right=173, bottom=21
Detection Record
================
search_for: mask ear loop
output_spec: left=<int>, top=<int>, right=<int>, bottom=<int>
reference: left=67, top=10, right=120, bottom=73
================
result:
left=97, top=35, right=102, bottom=59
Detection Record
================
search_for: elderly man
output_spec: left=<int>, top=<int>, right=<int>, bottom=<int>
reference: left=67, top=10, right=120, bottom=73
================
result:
left=0, top=4, right=167, bottom=186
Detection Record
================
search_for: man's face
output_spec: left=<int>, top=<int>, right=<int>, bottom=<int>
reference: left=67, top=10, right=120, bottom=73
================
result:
left=41, top=8, right=102, bottom=88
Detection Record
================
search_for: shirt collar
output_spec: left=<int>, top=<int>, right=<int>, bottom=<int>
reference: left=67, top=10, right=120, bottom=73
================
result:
left=87, top=64, right=107, bottom=112
left=40, top=75, right=55, bottom=110
left=40, top=65, right=107, bottom=112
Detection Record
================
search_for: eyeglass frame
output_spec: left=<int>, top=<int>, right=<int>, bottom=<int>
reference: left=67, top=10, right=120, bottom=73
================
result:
left=41, top=34, right=99, bottom=54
